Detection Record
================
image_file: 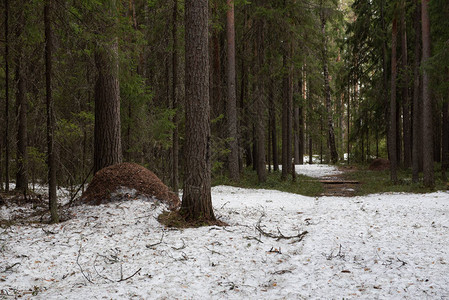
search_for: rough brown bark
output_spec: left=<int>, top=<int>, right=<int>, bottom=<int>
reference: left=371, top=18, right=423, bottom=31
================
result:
left=389, top=17, right=398, bottom=183
left=226, top=0, right=239, bottom=182
left=412, top=0, right=422, bottom=183
left=269, top=81, right=278, bottom=171
left=4, top=0, right=10, bottom=192
left=401, top=3, right=412, bottom=169
left=321, top=9, right=338, bottom=164
left=421, top=0, right=434, bottom=187
left=45, top=0, right=59, bottom=223
left=254, top=20, right=266, bottom=183
left=171, top=0, right=179, bottom=194
left=181, top=0, right=215, bottom=221
left=442, top=99, right=449, bottom=181
left=15, top=7, right=28, bottom=192
left=281, top=53, right=290, bottom=180
left=93, top=2, right=122, bottom=174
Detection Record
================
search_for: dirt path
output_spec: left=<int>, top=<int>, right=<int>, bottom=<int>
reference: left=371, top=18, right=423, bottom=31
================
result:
left=319, top=166, right=360, bottom=197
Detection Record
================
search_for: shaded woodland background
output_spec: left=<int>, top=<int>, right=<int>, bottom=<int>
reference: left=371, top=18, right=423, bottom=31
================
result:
left=1, top=0, right=448, bottom=197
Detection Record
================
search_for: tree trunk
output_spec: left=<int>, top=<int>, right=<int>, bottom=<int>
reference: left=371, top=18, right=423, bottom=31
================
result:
left=269, top=80, right=279, bottom=171
left=226, top=0, right=239, bottom=182
left=254, top=20, right=266, bottom=183
left=442, top=98, right=449, bottom=181
left=3, top=0, right=10, bottom=192
left=171, top=0, right=179, bottom=194
left=389, top=17, right=398, bottom=183
left=421, top=0, right=434, bottom=187
left=412, top=0, right=422, bottom=183
left=93, top=2, right=122, bottom=174
left=45, top=0, right=59, bottom=223
left=321, top=9, right=338, bottom=164
left=281, top=53, right=290, bottom=180
left=401, top=4, right=412, bottom=169
left=182, top=0, right=215, bottom=221
left=15, top=25, right=28, bottom=193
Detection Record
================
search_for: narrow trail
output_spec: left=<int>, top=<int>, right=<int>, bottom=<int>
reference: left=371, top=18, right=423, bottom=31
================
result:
left=319, top=166, right=360, bottom=197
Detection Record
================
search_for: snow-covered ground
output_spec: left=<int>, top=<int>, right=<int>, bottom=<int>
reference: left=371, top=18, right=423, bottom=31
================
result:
left=278, top=163, right=342, bottom=178
left=1, top=171, right=449, bottom=299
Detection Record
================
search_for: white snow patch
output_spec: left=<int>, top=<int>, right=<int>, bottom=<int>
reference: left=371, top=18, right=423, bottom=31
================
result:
left=1, top=186, right=448, bottom=299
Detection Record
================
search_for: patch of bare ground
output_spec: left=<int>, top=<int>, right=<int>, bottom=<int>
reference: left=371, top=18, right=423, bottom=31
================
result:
left=158, top=210, right=227, bottom=228
left=320, top=166, right=360, bottom=197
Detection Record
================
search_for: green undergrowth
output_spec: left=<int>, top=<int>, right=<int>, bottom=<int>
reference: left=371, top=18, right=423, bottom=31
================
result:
left=345, top=166, right=448, bottom=196
left=212, top=168, right=324, bottom=197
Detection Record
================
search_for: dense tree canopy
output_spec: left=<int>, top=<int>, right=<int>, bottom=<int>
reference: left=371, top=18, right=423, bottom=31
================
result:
left=1, top=0, right=448, bottom=218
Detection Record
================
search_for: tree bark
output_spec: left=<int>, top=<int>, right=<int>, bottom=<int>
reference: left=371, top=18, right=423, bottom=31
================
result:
left=412, top=0, right=422, bottom=183
left=93, top=2, right=122, bottom=174
left=226, top=0, right=239, bottom=182
left=389, top=17, right=398, bottom=183
left=401, top=3, right=412, bottom=169
left=182, top=0, right=215, bottom=221
left=15, top=7, right=28, bottom=192
left=421, top=0, right=434, bottom=187
left=269, top=80, right=278, bottom=171
left=442, top=98, right=449, bottom=181
left=254, top=20, right=266, bottom=183
left=4, top=0, right=10, bottom=192
left=45, top=0, right=59, bottom=223
left=321, top=8, right=338, bottom=164
left=171, top=0, right=179, bottom=194
left=281, top=53, right=290, bottom=180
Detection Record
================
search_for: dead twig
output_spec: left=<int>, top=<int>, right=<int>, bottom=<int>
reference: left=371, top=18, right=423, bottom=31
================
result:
left=2, top=262, right=20, bottom=273
left=171, top=238, right=186, bottom=250
left=146, top=232, right=165, bottom=248
left=256, top=214, right=308, bottom=242
left=77, top=246, right=94, bottom=284
left=118, top=267, right=141, bottom=282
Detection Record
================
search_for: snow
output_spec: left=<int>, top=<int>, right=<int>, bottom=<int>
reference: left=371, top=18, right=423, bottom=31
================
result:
left=1, top=168, right=449, bottom=299
left=278, top=163, right=342, bottom=178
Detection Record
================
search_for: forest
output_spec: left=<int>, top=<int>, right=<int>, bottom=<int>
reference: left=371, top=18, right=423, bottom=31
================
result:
left=1, top=0, right=449, bottom=298
left=1, top=0, right=449, bottom=216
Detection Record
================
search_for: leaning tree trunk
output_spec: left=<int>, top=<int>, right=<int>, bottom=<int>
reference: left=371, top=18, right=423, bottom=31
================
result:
left=389, top=17, right=399, bottom=183
left=421, top=0, right=434, bottom=187
left=93, top=2, right=122, bottom=174
left=321, top=9, right=338, bottom=164
left=226, top=0, right=239, bottom=182
left=181, top=0, right=216, bottom=221
left=45, top=0, right=59, bottom=223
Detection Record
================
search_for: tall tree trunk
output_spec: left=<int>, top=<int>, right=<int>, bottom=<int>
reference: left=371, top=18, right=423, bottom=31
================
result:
left=421, top=0, right=434, bottom=187
left=182, top=0, right=215, bottom=221
left=381, top=0, right=390, bottom=156
left=321, top=8, right=338, bottom=164
left=442, top=98, right=449, bottom=181
left=281, top=53, right=290, bottom=179
left=389, top=17, right=398, bottom=183
left=45, top=0, right=59, bottom=223
left=4, top=0, right=10, bottom=192
left=412, top=0, right=422, bottom=183
left=172, top=0, right=179, bottom=194
left=226, top=0, right=239, bottom=182
left=401, top=3, right=412, bottom=169
left=269, top=80, right=279, bottom=171
left=15, top=12, right=28, bottom=192
left=254, top=20, right=266, bottom=183
left=93, top=2, right=122, bottom=174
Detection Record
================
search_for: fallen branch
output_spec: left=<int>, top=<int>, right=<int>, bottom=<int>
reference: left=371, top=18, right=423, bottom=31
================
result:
left=118, top=267, right=141, bottom=282
left=146, top=232, right=165, bottom=248
left=77, top=246, right=93, bottom=284
left=2, top=262, right=20, bottom=273
left=256, top=214, right=308, bottom=242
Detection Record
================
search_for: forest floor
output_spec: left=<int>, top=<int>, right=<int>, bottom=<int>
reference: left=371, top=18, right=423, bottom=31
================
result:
left=1, top=165, right=449, bottom=299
